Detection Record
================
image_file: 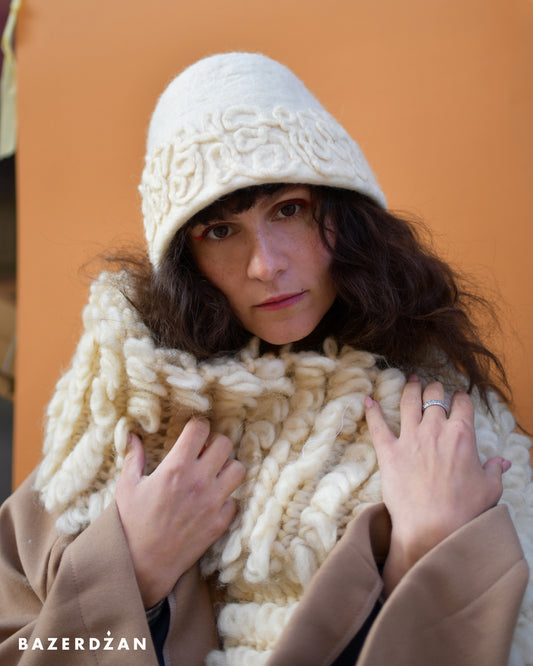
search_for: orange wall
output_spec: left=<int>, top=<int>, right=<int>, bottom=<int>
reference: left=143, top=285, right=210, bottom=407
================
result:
left=14, top=0, right=533, bottom=485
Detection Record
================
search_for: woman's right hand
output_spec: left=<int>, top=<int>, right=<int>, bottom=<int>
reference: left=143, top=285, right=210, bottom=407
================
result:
left=115, top=417, right=246, bottom=609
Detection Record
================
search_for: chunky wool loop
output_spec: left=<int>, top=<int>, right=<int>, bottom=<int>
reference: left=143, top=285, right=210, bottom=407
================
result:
left=36, top=272, right=533, bottom=664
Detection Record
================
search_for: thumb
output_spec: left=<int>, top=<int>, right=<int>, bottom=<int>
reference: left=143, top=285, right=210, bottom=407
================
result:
left=483, top=456, right=512, bottom=478
left=120, top=433, right=145, bottom=486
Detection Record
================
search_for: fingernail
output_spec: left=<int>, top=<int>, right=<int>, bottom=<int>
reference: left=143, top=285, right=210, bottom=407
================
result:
left=364, top=396, right=376, bottom=409
left=501, top=458, right=512, bottom=472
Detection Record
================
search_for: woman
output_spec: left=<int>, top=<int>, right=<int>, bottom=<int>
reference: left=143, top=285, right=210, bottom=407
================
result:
left=0, top=52, right=531, bottom=665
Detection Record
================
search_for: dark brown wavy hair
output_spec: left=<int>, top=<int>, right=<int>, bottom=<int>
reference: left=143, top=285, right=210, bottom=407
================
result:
left=108, top=184, right=509, bottom=403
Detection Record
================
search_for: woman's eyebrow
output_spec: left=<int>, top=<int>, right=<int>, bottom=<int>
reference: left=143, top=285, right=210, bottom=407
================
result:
left=189, top=185, right=304, bottom=228
left=260, top=184, right=301, bottom=202
left=187, top=208, right=227, bottom=228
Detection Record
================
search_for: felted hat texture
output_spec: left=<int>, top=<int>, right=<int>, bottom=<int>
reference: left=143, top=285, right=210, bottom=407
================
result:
left=139, top=52, right=386, bottom=268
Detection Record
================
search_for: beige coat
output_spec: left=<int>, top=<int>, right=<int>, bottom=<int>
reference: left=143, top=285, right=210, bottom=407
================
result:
left=0, top=469, right=527, bottom=665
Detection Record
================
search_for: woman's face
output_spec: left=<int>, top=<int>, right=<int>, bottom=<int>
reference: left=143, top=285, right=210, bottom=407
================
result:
left=188, top=186, right=336, bottom=345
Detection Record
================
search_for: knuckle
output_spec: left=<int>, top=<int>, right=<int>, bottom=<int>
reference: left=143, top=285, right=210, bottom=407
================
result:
left=448, top=417, right=475, bottom=441
left=189, top=473, right=210, bottom=497
left=162, top=458, right=188, bottom=482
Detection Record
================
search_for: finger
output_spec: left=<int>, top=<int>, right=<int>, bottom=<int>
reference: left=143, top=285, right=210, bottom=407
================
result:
left=482, top=457, right=507, bottom=506
left=421, top=381, right=448, bottom=421
left=484, top=456, right=512, bottom=477
left=399, top=375, right=423, bottom=433
left=120, top=433, right=145, bottom=487
left=448, top=389, right=474, bottom=422
left=167, top=416, right=211, bottom=466
left=201, top=432, right=234, bottom=475
left=365, top=396, right=396, bottom=449
left=218, top=458, right=246, bottom=491
left=219, top=498, right=239, bottom=528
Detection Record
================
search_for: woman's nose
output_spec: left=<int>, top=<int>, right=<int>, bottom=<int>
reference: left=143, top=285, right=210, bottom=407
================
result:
left=246, top=232, right=288, bottom=281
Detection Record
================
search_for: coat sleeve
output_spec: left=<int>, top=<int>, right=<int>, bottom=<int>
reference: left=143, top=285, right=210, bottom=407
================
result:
left=267, top=502, right=529, bottom=666
left=0, top=471, right=218, bottom=665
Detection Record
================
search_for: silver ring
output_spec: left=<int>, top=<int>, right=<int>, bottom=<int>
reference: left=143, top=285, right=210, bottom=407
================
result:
left=422, top=400, right=449, bottom=417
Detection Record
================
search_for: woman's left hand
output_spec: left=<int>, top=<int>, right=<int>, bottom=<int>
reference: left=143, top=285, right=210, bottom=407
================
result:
left=364, top=376, right=510, bottom=594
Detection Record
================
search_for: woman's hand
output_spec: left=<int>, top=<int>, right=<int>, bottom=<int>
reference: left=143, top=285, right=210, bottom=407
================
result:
left=365, top=377, right=510, bottom=595
left=115, top=417, right=246, bottom=609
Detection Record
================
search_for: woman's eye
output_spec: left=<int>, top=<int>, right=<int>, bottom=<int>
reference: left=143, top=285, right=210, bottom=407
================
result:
left=275, top=200, right=309, bottom=219
left=279, top=203, right=298, bottom=217
left=204, top=224, right=233, bottom=240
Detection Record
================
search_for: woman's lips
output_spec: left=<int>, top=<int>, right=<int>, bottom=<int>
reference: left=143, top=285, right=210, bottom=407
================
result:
left=255, top=292, right=306, bottom=311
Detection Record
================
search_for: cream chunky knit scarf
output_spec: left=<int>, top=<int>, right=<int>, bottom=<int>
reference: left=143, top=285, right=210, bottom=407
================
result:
left=36, top=272, right=533, bottom=665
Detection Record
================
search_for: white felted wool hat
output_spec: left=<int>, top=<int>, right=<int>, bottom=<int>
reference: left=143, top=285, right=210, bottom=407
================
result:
left=139, top=52, right=386, bottom=268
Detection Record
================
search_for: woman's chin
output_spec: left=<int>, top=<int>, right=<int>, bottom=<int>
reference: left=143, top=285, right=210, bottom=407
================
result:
left=254, top=325, right=329, bottom=350
left=248, top=306, right=338, bottom=349
left=254, top=326, right=315, bottom=346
